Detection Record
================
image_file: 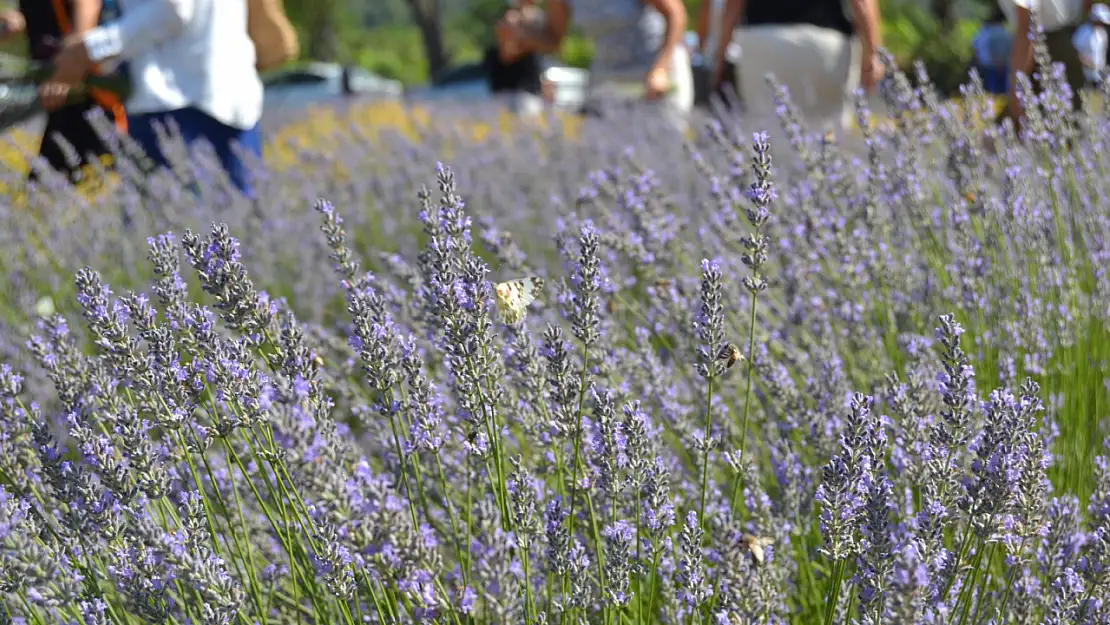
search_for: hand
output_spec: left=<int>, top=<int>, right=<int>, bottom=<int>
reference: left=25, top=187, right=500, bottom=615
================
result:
left=40, top=82, right=71, bottom=111
left=42, top=35, right=92, bottom=111
left=709, top=61, right=724, bottom=90
left=644, top=65, right=670, bottom=100
left=502, top=7, right=523, bottom=26
left=860, top=51, right=885, bottom=93
left=0, top=10, right=25, bottom=40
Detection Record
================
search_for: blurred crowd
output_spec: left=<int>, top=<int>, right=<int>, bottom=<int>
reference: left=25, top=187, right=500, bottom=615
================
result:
left=487, top=0, right=885, bottom=135
left=0, top=0, right=297, bottom=196
left=974, top=0, right=1109, bottom=128
left=490, top=0, right=1110, bottom=137
left=3, top=0, right=1109, bottom=199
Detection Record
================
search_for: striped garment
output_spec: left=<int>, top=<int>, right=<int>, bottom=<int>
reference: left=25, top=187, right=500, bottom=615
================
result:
left=566, top=0, right=666, bottom=84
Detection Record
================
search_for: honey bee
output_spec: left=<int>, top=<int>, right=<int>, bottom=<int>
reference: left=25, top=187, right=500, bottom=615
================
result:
left=653, top=277, right=686, bottom=297
left=741, top=534, right=773, bottom=566
left=717, top=343, right=743, bottom=370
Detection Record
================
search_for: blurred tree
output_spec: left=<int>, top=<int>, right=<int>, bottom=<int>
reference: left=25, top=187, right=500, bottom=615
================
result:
left=360, top=0, right=411, bottom=27
left=405, top=0, right=449, bottom=78
left=285, top=0, right=345, bottom=60
left=447, top=0, right=505, bottom=47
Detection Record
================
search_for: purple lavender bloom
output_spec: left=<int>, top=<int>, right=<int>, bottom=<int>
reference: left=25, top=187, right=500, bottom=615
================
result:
left=1, top=63, right=1109, bottom=624
left=675, top=511, right=709, bottom=611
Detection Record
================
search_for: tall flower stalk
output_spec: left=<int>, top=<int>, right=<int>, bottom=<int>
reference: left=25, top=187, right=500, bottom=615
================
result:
left=562, top=221, right=607, bottom=623
left=729, top=131, right=774, bottom=512
left=694, top=258, right=725, bottom=528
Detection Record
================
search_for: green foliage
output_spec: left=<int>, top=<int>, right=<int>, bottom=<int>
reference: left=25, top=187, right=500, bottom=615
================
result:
left=560, top=34, right=594, bottom=69
left=446, top=0, right=509, bottom=49
left=0, top=37, right=24, bottom=60
left=347, top=26, right=432, bottom=85
left=880, top=0, right=982, bottom=96
left=351, top=24, right=487, bottom=85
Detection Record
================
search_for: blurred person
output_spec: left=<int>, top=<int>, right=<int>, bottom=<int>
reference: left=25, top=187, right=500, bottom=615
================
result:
left=43, top=0, right=264, bottom=197
left=972, top=7, right=1012, bottom=94
left=341, top=65, right=355, bottom=97
left=712, top=0, right=885, bottom=136
left=694, top=0, right=740, bottom=110
left=487, top=0, right=545, bottom=117
left=495, top=0, right=693, bottom=131
left=1000, top=0, right=1090, bottom=131
left=1073, top=3, right=1110, bottom=87
left=0, top=0, right=128, bottom=185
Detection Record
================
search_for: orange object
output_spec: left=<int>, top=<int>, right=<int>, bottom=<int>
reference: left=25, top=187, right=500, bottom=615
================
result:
left=49, top=0, right=127, bottom=133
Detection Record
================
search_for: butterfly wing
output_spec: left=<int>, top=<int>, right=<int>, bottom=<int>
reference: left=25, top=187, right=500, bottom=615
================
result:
left=517, top=276, right=544, bottom=308
left=495, top=277, right=544, bottom=324
left=35, top=295, right=55, bottom=318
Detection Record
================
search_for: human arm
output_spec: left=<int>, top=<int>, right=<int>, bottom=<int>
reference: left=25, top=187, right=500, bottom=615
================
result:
left=81, top=0, right=195, bottom=63
left=641, top=0, right=687, bottom=99
left=712, top=0, right=744, bottom=86
left=848, top=0, right=884, bottom=91
left=1007, top=4, right=1035, bottom=129
left=71, top=0, right=103, bottom=33
left=40, top=0, right=100, bottom=109
left=643, top=0, right=687, bottom=75
left=0, top=9, right=25, bottom=39
left=46, top=0, right=195, bottom=109
left=694, top=0, right=711, bottom=53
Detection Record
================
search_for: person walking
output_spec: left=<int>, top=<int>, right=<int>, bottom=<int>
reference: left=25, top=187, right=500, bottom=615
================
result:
left=0, top=0, right=128, bottom=184
left=486, top=0, right=546, bottom=117
left=694, top=0, right=740, bottom=110
left=971, top=7, right=1013, bottom=94
left=998, top=0, right=1090, bottom=130
left=494, top=0, right=693, bottom=131
left=711, top=0, right=885, bottom=136
left=1073, top=3, right=1110, bottom=87
left=43, top=0, right=264, bottom=196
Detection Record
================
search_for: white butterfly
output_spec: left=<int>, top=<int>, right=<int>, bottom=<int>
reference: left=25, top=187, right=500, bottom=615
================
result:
left=495, top=277, right=544, bottom=324
left=35, top=296, right=55, bottom=318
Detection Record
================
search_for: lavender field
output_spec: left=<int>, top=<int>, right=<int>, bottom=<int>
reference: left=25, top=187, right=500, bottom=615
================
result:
left=0, top=51, right=1108, bottom=625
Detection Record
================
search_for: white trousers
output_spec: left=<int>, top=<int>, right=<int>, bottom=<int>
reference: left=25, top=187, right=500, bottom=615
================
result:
left=735, top=24, right=861, bottom=136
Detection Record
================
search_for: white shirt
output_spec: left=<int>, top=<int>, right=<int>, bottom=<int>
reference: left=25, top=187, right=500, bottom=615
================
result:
left=999, top=0, right=1086, bottom=32
left=82, top=0, right=263, bottom=130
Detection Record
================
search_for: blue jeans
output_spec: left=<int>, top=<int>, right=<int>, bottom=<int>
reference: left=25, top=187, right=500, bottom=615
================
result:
left=127, top=107, right=262, bottom=197
left=975, top=63, right=1008, bottom=95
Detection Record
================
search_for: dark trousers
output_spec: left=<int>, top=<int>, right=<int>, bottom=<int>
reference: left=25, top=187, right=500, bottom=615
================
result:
left=694, top=61, right=739, bottom=110
left=127, top=106, right=262, bottom=198
left=485, top=45, right=542, bottom=96
left=997, top=24, right=1086, bottom=122
left=975, top=63, right=1008, bottom=95
left=29, top=101, right=115, bottom=183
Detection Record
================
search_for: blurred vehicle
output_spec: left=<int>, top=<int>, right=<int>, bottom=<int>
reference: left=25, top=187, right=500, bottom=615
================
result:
left=406, top=56, right=589, bottom=111
left=262, top=62, right=403, bottom=113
